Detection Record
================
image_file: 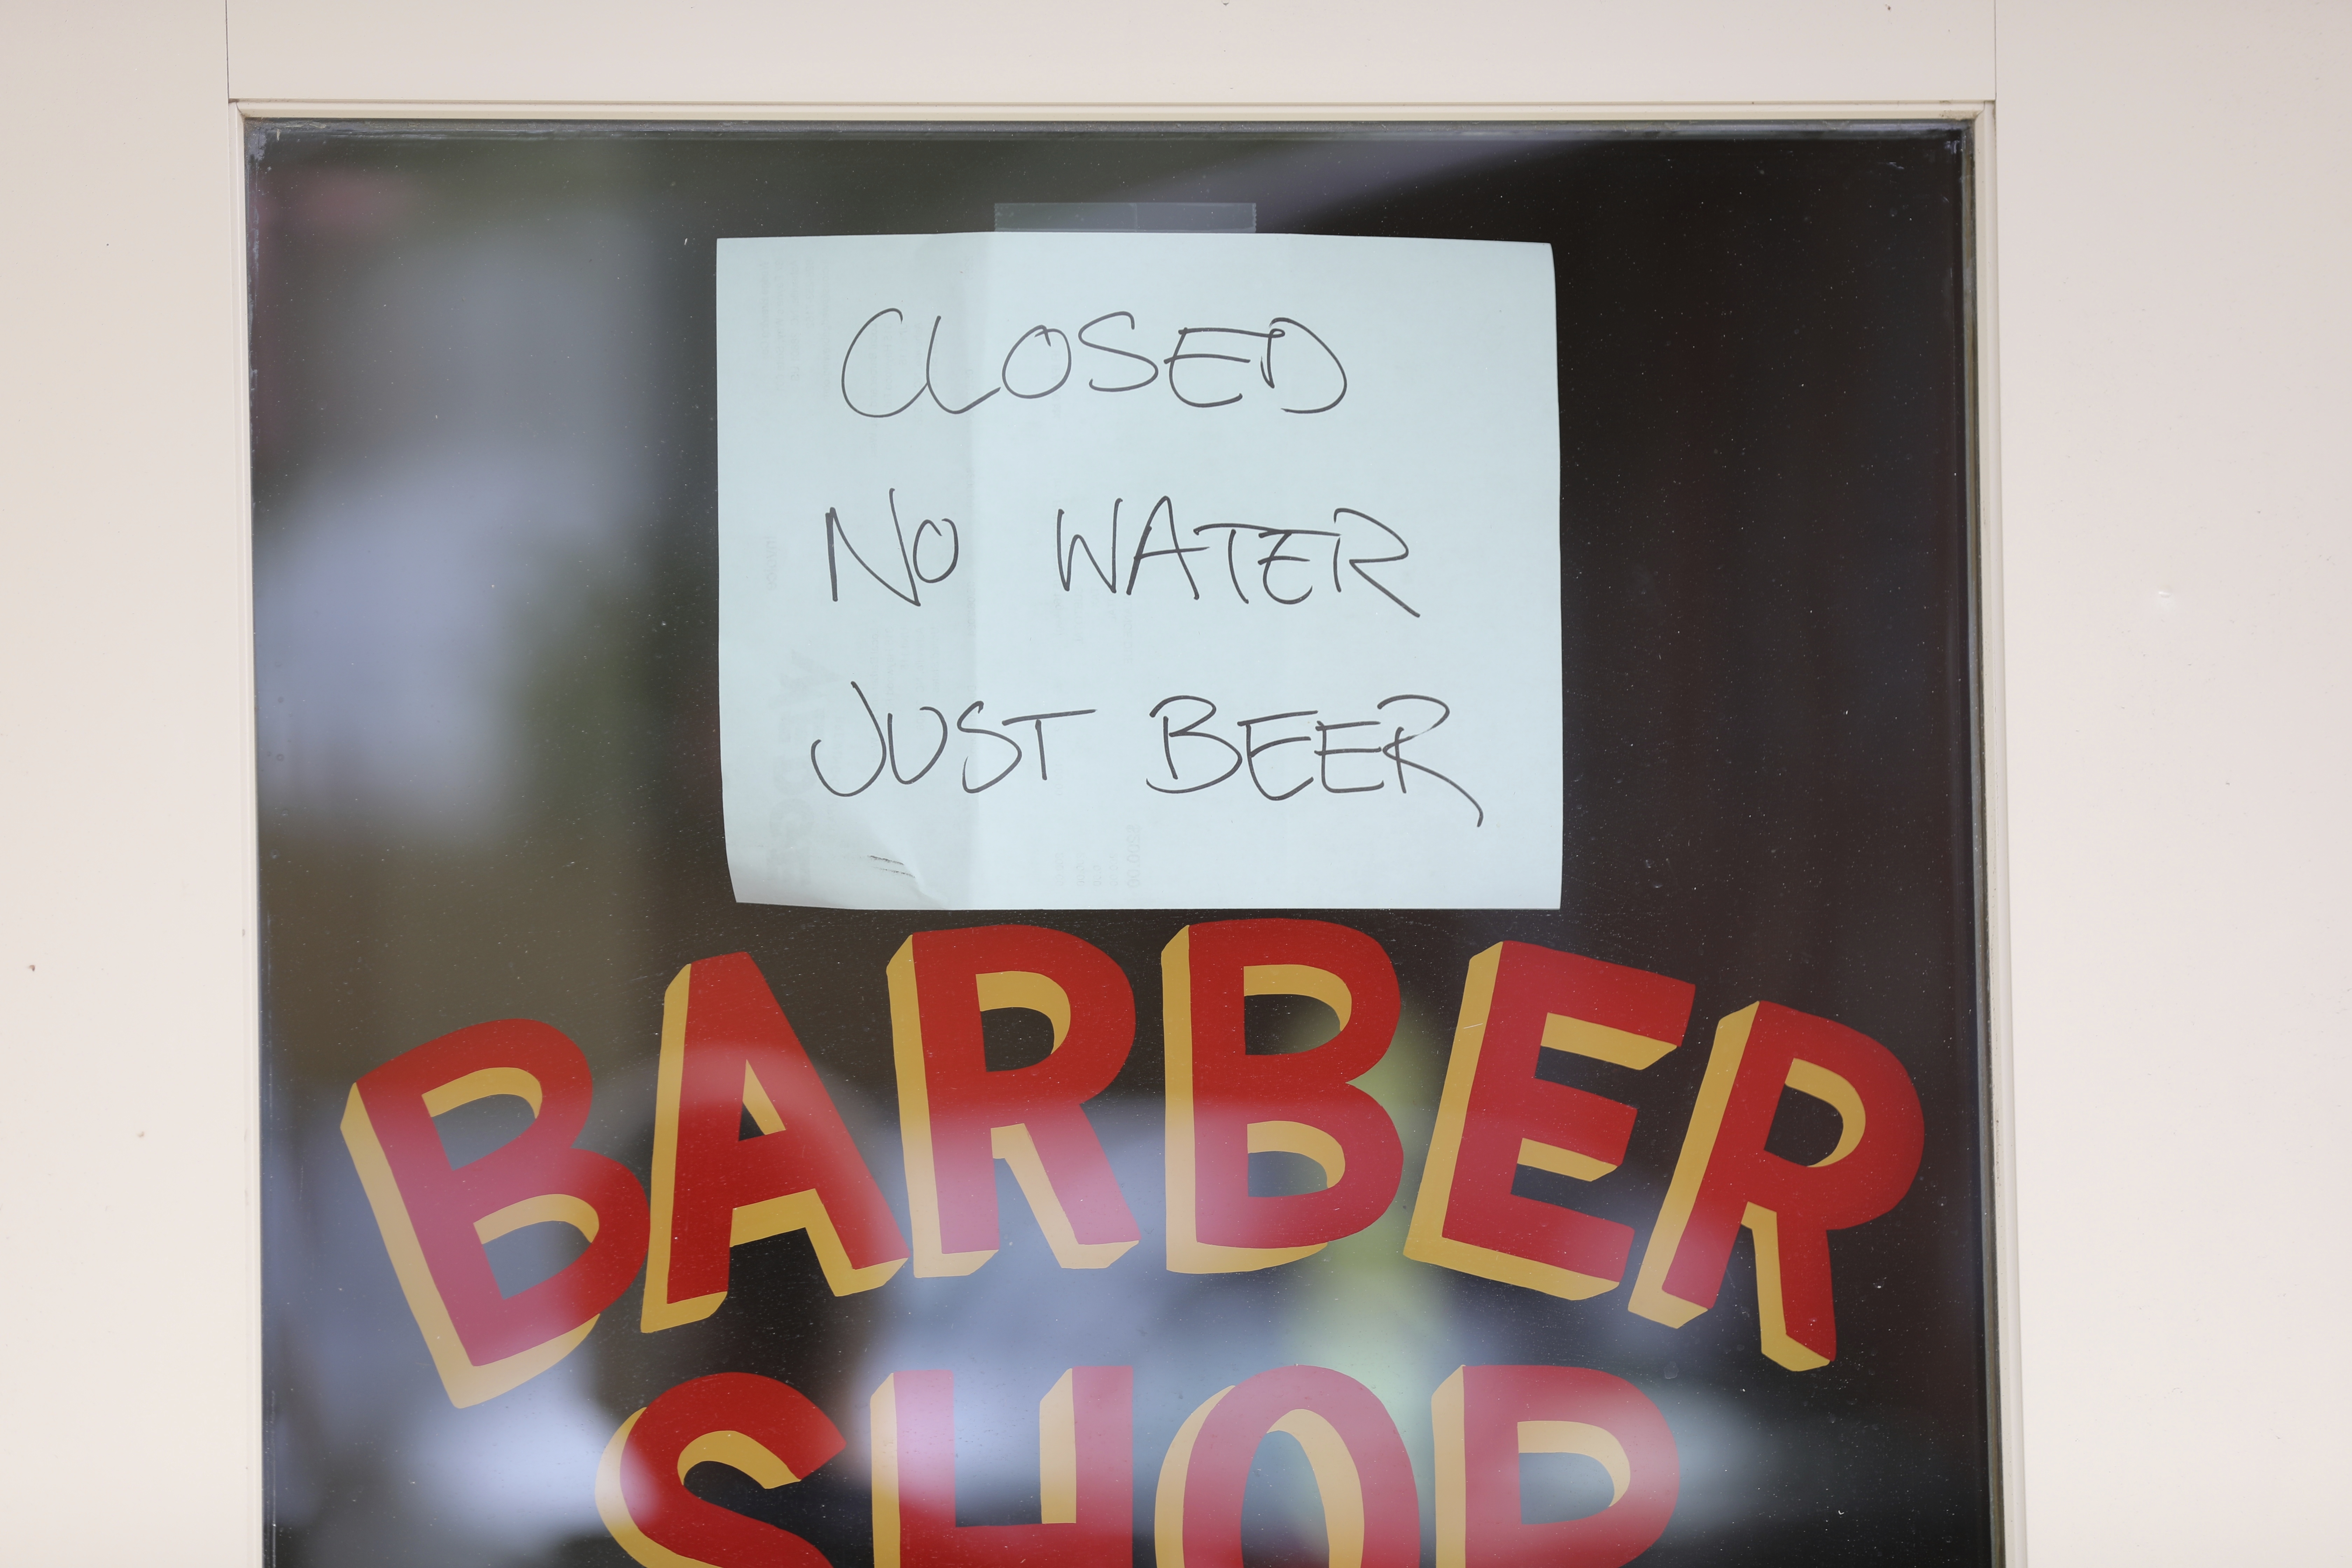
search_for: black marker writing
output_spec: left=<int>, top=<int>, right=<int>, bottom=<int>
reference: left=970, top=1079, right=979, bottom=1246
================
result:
left=1331, top=508, right=1415, bottom=617
left=825, top=489, right=959, bottom=606
left=1125, top=496, right=1204, bottom=598
left=996, top=709, right=1097, bottom=781
left=1000, top=326, right=1072, bottom=400
left=1314, top=719, right=1386, bottom=794
left=1163, top=327, right=1260, bottom=410
left=1077, top=312, right=1158, bottom=392
left=1146, top=696, right=1242, bottom=795
left=1141, top=692, right=1484, bottom=824
left=810, top=681, right=888, bottom=797
left=955, top=702, right=1023, bottom=793
left=1053, top=499, right=1415, bottom=615
left=1265, top=317, right=1348, bottom=414
left=885, top=704, right=948, bottom=785
left=1056, top=500, right=1122, bottom=593
left=814, top=686, right=1096, bottom=797
left=1376, top=694, right=1484, bottom=826
left=840, top=308, right=1345, bottom=416
left=1238, top=710, right=1318, bottom=801
left=839, top=309, right=924, bottom=419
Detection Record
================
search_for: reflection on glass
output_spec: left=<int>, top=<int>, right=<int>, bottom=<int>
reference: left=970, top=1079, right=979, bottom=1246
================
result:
left=255, top=124, right=1986, bottom=1568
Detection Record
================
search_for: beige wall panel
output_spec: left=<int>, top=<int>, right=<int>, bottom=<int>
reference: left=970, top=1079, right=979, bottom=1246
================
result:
left=226, top=0, right=1994, bottom=107
left=0, top=1, right=256, bottom=1563
left=9, top=0, right=2352, bottom=1560
left=1997, top=0, right=2352, bottom=1558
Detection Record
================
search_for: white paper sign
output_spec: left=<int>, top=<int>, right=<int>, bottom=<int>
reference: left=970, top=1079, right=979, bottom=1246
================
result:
left=718, top=232, right=1560, bottom=910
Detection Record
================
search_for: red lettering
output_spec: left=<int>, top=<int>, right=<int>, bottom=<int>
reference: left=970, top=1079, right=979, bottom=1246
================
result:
left=871, top=1367, right=1134, bottom=1568
left=596, top=1372, right=845, bottom=1567
left=1433, top=1364, right=1679, bottom=1568
left=642, top=953, right=908, bottom=1331
left=1630, top=1002, right=1925, bottom=1368
left=1406, top=942, right=1693, bottom=1298
left=1155, top=1365, right=1418, bottom=1568
left=1164, top=919, right=1404, bottom=1272
left=340, top=1019, right=649, bottom=1406
left=888, top=925, right=1140, bottom=1274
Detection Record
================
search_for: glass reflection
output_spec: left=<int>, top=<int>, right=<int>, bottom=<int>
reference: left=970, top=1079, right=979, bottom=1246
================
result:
left=255, top=124, right=1984, bottom=1568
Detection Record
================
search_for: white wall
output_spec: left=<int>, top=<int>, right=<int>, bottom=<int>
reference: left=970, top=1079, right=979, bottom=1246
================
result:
left=1997, top=2, right=2352, bottom=1558
left=0, top=4, right=257, bottom=1562
left=221, top=0, right=1994, bottom=108
left=1, top=1, right=2344, bottom=1560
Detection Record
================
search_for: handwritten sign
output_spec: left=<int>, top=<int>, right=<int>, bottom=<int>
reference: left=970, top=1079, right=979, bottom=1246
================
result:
left=717, top=233, right=1561, bottom=909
